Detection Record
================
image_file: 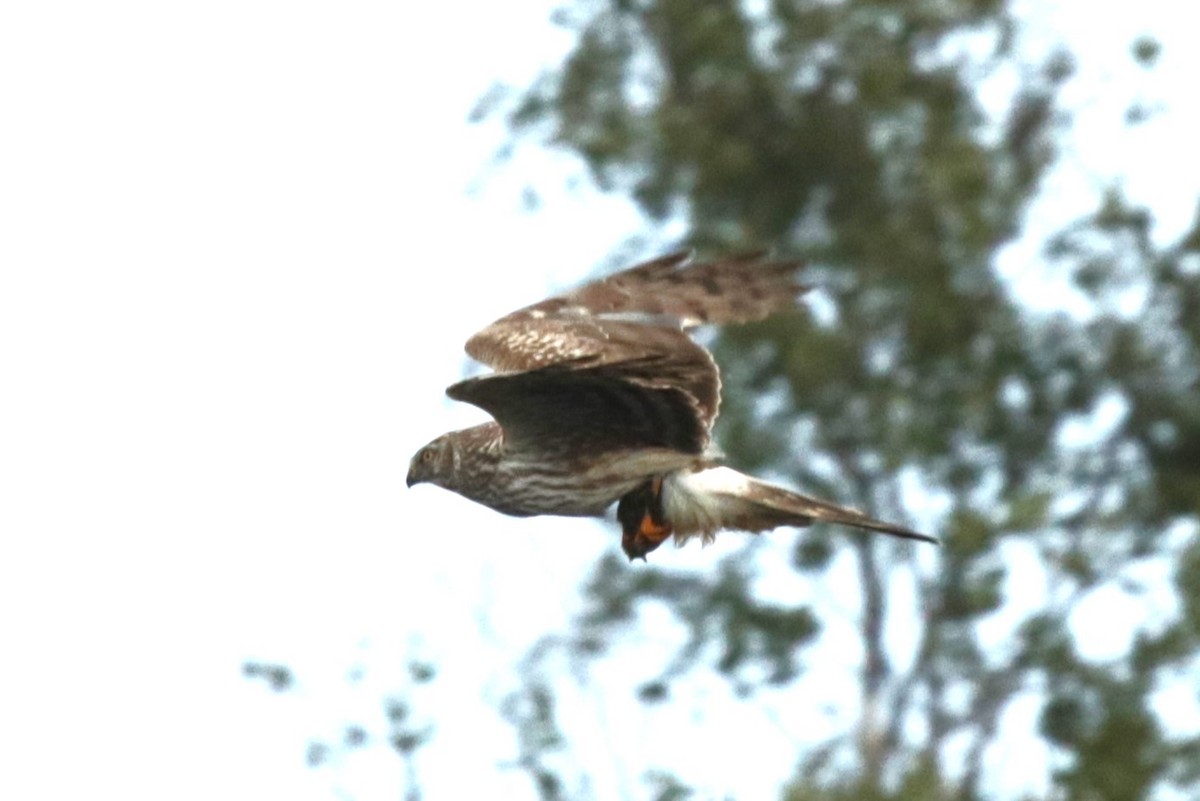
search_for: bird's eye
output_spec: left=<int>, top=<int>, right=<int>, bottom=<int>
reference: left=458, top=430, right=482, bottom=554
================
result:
left=421, top=449, right=435, bottom=463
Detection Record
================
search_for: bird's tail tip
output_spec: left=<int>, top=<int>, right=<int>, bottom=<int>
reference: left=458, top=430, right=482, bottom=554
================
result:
left=665, top=467, right=938, bottom=545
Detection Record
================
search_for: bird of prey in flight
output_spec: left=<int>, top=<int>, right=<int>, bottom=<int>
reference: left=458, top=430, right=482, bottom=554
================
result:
left=407, top=252, right=936, bottom=560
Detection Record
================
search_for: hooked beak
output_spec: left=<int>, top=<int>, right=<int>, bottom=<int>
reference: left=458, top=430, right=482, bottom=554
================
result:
left=406, top=461, right=423, bottom=488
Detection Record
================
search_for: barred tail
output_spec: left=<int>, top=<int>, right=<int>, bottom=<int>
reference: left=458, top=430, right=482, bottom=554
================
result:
left=663, top=467, right=938, bottom=545
left=618, top=467, right=936, bottom=561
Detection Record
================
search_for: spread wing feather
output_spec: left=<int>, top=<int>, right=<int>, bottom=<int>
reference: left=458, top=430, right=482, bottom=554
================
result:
left=461, top=252, right=807, bottom=435
left=447, top=359, right=709, bottom=457
left=526, top=250, right=805, bottom=330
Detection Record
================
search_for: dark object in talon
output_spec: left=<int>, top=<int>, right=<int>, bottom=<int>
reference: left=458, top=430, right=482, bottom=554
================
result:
left=618, top=477, right=673, bottom=561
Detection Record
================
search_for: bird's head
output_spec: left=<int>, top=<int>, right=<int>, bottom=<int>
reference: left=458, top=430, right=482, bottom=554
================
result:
left=406, top=433, right=457, bottom=489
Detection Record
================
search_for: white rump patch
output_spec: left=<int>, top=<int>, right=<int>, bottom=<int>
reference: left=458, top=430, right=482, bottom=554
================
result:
left=661, top=466, right=751, bottom=546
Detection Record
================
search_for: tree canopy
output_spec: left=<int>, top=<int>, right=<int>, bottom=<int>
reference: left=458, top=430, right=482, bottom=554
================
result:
left=491, top=1, right=1200, bottom=799
left=248, top=2, right=1200, bottom=798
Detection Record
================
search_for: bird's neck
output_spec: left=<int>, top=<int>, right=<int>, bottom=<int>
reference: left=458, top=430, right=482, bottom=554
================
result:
left=447, top=422, right=504, bottom=486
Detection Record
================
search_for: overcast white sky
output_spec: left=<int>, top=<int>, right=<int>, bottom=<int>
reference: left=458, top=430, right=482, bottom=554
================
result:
left=2, top=2, right=1199, bottom=800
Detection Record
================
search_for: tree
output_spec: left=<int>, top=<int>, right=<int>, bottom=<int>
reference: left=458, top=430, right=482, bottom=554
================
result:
left=245, top=657, right=438, bottom=801
left=491, top=1, right=1200, bottom=798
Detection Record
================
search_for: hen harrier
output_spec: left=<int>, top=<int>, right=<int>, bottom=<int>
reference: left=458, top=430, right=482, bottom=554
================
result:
left=407, top=252, right=936, bottom=560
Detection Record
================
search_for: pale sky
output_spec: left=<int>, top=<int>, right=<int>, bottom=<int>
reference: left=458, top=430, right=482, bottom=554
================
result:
left=2, top=2, right=1199, bottom=800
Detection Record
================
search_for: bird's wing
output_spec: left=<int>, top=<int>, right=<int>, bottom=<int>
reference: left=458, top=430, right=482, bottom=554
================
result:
left=446, top=359, right=709, bottom=457
left=462, top=252, right=808, bottom=433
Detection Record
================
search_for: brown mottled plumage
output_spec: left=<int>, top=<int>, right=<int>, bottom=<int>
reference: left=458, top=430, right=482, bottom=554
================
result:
left=406, top=252, right=937, bottom=560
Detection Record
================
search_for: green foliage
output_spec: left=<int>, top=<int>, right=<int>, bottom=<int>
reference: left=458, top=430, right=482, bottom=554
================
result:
left=501, top=678, right=570, bottom=801
left=243, top=660, right=294, bottom=692
left=575, top=552, right=821, bottom=685
left=1132, top=36, right=1162, bottom=67
left=493, top=1, right=1200, bottom=799
left=245, top=656, right=436, bottom=800
left=783, top=754, right=951, bottom=801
